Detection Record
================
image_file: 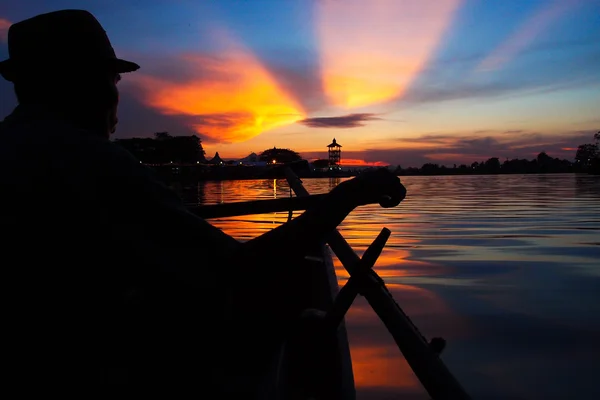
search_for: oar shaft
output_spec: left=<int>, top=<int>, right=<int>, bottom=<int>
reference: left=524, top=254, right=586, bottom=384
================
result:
left=326, top=228, right=390, bottom=329
left=284, top=168, right=471, bottom=400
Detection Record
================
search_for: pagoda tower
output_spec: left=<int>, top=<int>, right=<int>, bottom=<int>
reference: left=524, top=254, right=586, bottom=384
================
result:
left=327, top=138, right=342, bottom=170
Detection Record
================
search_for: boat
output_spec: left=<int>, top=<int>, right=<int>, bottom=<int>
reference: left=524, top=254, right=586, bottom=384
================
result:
left=266, top=243, right=356, bottom=399
left=197, top=209, right=355, bottom=399
left=191, top=167, right=472, bottom=399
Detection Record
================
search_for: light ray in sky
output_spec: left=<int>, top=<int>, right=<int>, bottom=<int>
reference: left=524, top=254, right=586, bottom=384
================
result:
left=477, top=0, right=575, bottom=72
left=0, top=1, right=598, bottom=167
left=316, top=0, right=461, bottom=109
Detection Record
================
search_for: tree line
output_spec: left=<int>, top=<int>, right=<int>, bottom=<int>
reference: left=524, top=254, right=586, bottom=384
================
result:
left=114, top=132, right=599, bottom=175
left=393, top=133, right=599, bottom=175
left=395, top=152, right=572, bottom=176
left=114, top=132, right=206, bottom=164
left=574, top=132, right=600, bottom=174
left=114, top=134, right=304, bottom=166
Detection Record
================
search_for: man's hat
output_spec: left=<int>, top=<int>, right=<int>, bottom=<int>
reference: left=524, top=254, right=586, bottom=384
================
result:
left=0, top=9, right=140, bottom=82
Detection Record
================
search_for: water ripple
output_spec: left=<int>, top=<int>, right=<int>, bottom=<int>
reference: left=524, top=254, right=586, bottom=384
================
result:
left=176, top=173, right=600, bottom=399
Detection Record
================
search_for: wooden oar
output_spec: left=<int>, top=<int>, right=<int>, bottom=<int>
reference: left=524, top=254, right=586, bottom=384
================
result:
left=191, top=194, right=327, bottom=219
left=284, top=167, right=472, bottom=400
left=325, top=227, right=391, bottom=329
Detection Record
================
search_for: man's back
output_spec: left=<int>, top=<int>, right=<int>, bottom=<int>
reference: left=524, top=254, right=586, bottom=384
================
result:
left=0, top=106, right=224, bottom=387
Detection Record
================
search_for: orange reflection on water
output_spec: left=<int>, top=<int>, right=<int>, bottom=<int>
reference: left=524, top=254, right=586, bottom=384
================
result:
left=385, top=283, right=455, bottom=318
left=350, top=345, right=420, bottom=390
left=346, top=283, right=462, bottom=329
left=333, top=246, right=446, bottom=282
left=346, top=301, right=422, bottom=393
left=345, top=282, right=466, bottom=395
left=203, top=179, right=297, bottom=238
left=212, top=212, right=290, bottom=239
left=199, top=179, right=469, bottom=397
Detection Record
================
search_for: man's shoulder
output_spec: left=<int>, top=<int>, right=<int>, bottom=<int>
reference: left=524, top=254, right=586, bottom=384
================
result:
left=1, top=110, right=98, bottom=151
left=0, top=110, right=153, bottom=194
left=2, top=112, right=131, bottom=161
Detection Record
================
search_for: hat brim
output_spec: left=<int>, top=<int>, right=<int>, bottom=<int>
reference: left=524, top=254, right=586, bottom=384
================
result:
left=0, top=57, right=140, bottom=81
left=113, top=58, right=140, bottom=73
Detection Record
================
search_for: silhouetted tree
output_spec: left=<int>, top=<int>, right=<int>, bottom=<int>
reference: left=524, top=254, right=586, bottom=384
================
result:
left=575, top=143, right=598, bottom=169
left=166, top=135, right=206, bottom=163
left=154, top=131, right=172, bottom=141
left=259, top=147, right=302, bottom=164
left=115, top=132, right=205, bottom=164
left=392, top=150, right=575, bottom=176
left=484, top=157, right=501, bottom=173
left=312, top=159, right=330, bottom=169
left=421, top=163, right=440, bottom=175
left=591, top=132, right=600, bottom=174
left=537, top=152, right=551, bottom=164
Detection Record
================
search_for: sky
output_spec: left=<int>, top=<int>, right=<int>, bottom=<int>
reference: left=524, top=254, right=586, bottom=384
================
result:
left=0, top=0, right=599, bottom=167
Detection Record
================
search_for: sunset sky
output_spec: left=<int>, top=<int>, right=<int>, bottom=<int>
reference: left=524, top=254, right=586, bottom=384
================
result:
left=1, top=0, right=599, bottom=167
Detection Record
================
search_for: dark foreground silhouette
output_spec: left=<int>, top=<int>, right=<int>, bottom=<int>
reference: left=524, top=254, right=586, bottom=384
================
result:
left=0, top=9, right=407, bottom=395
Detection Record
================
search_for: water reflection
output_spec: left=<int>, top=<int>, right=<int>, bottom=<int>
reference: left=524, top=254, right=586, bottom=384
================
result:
left=349, top=344, right=421, bottom=394
left=169, top=181, right=205, bottom=206
left=345, top=282, right=470, bottom=398
left=329, top=177, right=341, bottom=190
left=172, top=174, right=600, bottom=399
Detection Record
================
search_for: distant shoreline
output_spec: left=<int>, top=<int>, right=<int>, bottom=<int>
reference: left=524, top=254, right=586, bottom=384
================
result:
left=148, top=164, right=597, bottom=184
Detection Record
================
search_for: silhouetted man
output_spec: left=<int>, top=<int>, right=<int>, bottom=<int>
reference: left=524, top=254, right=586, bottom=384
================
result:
left=0, top=10, right=405, bottom=392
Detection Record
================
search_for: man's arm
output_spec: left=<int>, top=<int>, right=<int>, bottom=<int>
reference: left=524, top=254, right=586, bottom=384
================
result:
left=110, top=154, right=359, bottom=270
left=74, top=133, right=402, bottom=280
left=239, top=184, right=354, bottom=260
left=238, top=167, right=406, bottom=265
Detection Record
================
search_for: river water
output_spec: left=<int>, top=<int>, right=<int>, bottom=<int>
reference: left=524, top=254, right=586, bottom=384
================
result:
left=174, top=173, right=600, bottom=399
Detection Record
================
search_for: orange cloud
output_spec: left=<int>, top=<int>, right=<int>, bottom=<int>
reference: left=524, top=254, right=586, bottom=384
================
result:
left=316, top=0, right=461, bottom=108
left=340, top=158, right=390, bottom=167
left=0, top=18, right=11, bottom=42
left=130, top=46, right=305, bottom=144
left=306, top=156, right=390, bottom=167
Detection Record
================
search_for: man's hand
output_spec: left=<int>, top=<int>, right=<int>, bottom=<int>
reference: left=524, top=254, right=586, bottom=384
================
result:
left=239, top=167, right=405, bottom=265
left=338, top=168, right=407, bottom=208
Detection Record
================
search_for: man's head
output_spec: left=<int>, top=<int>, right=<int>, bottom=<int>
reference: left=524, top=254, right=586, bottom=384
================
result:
left=0, top=10, right=139, bottom=137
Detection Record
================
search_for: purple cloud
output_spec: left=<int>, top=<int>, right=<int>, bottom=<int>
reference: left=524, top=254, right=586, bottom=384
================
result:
left=298, top=113, right=381, bottom=128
